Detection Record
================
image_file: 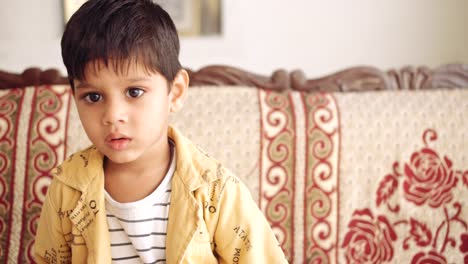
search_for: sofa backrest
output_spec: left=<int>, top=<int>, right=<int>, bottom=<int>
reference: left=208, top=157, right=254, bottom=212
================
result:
left=1, top=65, right=468, bottom=263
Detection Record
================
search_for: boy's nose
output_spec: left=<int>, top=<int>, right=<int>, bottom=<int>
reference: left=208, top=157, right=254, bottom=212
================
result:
left=102, top=101, right=127, bottom=125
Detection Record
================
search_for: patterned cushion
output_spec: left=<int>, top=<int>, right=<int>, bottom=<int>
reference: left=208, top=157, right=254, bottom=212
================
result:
left=1, top=85, right=467, bottom=263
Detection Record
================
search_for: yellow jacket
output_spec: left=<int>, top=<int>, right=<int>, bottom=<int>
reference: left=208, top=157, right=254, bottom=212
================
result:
left=34, top=126, right=288, bottom=263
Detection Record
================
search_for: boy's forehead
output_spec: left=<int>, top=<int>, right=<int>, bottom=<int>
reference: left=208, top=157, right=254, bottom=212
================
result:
left=82, top=59, right=159, bottom=79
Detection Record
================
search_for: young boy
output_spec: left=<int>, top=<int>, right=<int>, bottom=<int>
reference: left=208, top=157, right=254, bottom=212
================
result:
left=34, top=0, right=287, bottom=263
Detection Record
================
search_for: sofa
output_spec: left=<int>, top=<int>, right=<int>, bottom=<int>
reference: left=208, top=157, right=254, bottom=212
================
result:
left=0, top=64, right=467, bottom=263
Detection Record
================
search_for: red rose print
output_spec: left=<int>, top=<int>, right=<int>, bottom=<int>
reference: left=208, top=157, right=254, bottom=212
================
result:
left=411, top=250, right=447, bottom=264
left=342, top=209, right=397, bottom=263
left=461, top=233, right=468, bottom=253
left=403, top=148, right=458, bottom=208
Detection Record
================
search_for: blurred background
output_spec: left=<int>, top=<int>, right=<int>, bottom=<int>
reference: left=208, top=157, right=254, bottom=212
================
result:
left=0, top=0, right=467, bottom=77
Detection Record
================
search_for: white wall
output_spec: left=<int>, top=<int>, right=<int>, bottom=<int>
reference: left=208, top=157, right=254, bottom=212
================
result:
left=1, top=0, right=467, bottom=77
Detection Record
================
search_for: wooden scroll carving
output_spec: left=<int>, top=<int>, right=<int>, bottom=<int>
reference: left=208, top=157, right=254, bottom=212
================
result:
left=291, top=63, right=468, bottom=91
left=0, top=68, right=68, bottom=89
left=427, top=64, right=468, bottom=89
left=187, top=65, right=289, bottom=90
left=1, top=64, right=468, bottom=91
left=291, top=67, right=392, bottom=92
left=0, top=65, right=289, bottom=90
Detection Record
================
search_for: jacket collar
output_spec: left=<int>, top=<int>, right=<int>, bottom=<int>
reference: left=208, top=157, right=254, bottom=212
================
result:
left=168, top=126, right=219, bottom=191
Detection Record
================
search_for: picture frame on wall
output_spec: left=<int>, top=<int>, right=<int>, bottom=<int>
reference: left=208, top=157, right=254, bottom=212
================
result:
left=62, top=0, right=222, bottom=36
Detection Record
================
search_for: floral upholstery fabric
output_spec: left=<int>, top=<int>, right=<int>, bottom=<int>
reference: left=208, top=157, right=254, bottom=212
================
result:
left=0, top=85, right=467, bottom=263
left=336, top=90, right=467, bottom=264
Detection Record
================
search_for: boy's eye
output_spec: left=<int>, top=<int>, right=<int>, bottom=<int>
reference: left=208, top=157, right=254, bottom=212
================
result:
left=83, top=93, right=102, bottom=103
left=126, top=88, right=144, bottom=98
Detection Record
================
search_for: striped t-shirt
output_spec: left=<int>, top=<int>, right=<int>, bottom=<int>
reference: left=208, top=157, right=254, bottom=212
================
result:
left=104, top=144, right=176, bottom=264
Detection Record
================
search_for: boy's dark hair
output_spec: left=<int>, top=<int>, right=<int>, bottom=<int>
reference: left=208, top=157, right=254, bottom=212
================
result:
left=61, top=0, right=182, bottom=88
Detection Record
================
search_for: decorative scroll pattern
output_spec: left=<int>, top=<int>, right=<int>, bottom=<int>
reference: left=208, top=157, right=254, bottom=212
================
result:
left=0, top=88, right=25, bottom=261
left=302, top=92, right=340, bottom=263
left=19, top=85, right=71, bottom=263
left=258, top=89, right=296, bottom=262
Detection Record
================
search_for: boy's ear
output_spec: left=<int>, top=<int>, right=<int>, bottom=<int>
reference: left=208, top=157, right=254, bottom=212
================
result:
left=169, top=69, right=189, bottom=113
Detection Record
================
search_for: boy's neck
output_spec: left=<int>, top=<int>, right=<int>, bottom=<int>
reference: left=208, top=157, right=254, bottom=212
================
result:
left=103, top=139, right=172, bottom=203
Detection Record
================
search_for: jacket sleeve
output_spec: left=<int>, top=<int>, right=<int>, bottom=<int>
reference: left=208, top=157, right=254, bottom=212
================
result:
left=212, top=174, right=289, bottom=264
left=33, top=181, right=72, bottom=264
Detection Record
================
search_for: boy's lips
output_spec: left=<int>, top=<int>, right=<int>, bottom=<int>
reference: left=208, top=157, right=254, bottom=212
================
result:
left=105, top=133, right=132, bottom=150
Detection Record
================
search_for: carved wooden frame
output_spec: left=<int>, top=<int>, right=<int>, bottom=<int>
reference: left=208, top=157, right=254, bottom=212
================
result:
left=1, top=64, right=467, bottom=91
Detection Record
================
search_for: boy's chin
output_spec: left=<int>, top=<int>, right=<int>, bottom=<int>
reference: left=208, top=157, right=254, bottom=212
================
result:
left=102, top=150, right=138, bottom=165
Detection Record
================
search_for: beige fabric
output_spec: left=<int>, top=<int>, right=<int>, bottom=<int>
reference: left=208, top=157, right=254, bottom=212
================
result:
left=170, top=86, right=261, bottom=201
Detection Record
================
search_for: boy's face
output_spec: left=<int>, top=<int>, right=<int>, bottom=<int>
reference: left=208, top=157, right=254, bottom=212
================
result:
left=73, top=60, right=187, bottom=165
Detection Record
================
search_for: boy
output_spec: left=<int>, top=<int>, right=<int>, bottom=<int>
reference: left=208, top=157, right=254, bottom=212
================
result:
left=34, top=0, right=287, bottom=263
